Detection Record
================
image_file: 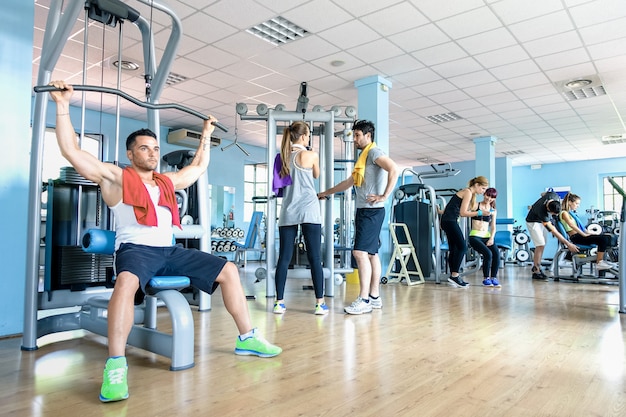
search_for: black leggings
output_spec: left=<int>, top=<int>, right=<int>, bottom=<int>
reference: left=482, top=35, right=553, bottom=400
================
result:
left=469, top=236, right=500, bottom=278
left=570, top=233, right=612, bottom=252
left=275, top=223, right=324, bottom=299
left=441, top=220, right=466, bottom=275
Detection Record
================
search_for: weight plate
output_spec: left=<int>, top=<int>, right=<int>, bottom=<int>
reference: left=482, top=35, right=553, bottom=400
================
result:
left=516, top=250, right=530, bottom=262
left=514, top=233, right=529, bottom=244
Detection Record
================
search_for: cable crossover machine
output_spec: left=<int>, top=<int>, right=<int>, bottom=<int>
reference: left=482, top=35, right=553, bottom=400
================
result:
left=24, top=0, right=233, bottom=369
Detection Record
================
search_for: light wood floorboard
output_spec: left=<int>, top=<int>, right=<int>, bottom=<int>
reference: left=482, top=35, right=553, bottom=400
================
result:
left=1, top=264, right=625, bottom=416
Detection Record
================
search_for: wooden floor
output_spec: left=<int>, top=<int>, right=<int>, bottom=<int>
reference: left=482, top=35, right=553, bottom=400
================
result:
left=1, top=263, right=625, bottom=417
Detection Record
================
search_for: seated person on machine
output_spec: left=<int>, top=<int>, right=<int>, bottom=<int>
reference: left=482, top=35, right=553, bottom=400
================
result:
left=469, top=187, right=502, bottom=288
left=559, top=192, right=615, bottom=270
left=48, top=80, right=281, bottom=404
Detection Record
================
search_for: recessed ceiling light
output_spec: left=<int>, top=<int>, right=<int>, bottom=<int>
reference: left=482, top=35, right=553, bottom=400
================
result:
left=554, top=74, right=606, bottom=101
left=554, top=75, right=606, bottom=101
left=564, top=79, right=592, bottom=89
left=112, top=59, right=140, bottom=71
left=331, top=60, right=345, bottom=67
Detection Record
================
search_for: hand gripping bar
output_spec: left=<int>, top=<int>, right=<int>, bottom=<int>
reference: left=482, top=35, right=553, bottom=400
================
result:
left=33, top=84, right=228, bottom=133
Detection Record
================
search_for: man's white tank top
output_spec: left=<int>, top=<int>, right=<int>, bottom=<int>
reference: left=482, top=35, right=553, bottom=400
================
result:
left=110, top=183, right=174, bottom=250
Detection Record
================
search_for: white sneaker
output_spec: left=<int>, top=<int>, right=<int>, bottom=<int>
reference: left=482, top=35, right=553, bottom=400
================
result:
left=597, top=260, right=614, bottom=270
left=344, top=297, right=373, bottom=315
left=369, top=296, right=382, bottom=309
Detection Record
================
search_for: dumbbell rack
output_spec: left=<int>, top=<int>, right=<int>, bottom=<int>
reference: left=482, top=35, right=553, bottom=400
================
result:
left=211, top=227, right=245, bottom=254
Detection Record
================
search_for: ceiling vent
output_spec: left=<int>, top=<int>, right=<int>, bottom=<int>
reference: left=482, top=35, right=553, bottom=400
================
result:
left=425, top=112, right=463, bottom=124
left=416, top=156, right=442, bottom=163
left=554, top=74, right=606, bottom=101
left=165, top=72, right=188, bottom=86
left=501, top=150, right=525, bottom=155
left=602, top=134, right=626, bottom=145
left=167, top=129, right=221, bottom=148
left=247, top=16, right=308, bottom=46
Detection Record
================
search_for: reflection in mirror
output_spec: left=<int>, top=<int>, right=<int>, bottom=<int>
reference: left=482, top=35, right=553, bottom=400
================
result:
left=211, top=185, right=236, bottom=229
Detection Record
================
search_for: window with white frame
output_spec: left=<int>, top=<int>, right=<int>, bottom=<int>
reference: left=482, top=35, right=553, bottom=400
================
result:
left=243, top=163, right=268, bottom=221
left=603, top=175, right=625, bottom=214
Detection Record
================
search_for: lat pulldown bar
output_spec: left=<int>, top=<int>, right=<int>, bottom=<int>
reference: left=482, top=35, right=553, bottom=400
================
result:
left=33, top=84, right=229, bottom=133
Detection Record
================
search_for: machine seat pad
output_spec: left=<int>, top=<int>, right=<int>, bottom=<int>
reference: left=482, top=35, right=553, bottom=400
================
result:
left=573, top=243, right=595, bottom=251
left=146, top=276, right=190, bottom=294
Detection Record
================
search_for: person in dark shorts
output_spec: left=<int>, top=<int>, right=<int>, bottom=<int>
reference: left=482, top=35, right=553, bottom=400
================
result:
left=318, top=120, right=398, bottom=315
left=48, top=80, right=281, bottom=404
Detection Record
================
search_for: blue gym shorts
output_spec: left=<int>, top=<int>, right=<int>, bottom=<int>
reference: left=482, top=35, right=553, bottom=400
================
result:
left=353, top=207, right=385, bottom=255
left=115, top=243, right=227, bottom=294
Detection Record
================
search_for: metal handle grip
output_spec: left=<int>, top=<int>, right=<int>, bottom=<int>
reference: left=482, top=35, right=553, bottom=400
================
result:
left=33, top=84, right=228, bottom=132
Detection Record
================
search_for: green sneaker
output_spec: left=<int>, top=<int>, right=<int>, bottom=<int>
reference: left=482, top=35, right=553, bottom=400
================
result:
left=235, top=329, right=282, bottom=358
left=99, top=357, right=129, bottom=402
left=314, top=303, right=330, bottom=315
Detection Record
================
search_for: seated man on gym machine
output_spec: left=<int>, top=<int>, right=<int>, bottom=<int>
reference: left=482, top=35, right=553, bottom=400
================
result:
left=48, top=80, right=281, bottom=403
left=526, top=190, right=579, bottom=280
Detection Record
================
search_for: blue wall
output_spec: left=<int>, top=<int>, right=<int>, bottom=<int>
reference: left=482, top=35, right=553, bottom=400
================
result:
left=409, top=157, right=626, bottom=259
left=512, top=159, right=626, bottom=256
left=1, top=0, right=35, bottom=337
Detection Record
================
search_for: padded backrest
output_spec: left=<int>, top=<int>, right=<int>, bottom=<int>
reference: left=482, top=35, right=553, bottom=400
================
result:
left=494, top=230, right=512, bottom=249
left=243, top=211, right=263, bottom=248
left=556, top=219, right=594, bottom=250
left=555, top=219, right=569, bottom=243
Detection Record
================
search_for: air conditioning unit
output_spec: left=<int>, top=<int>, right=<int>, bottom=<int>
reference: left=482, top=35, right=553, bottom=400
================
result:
left=167, top=128, right=221, bottom=148
left=601, top=134, right=626, bottom=145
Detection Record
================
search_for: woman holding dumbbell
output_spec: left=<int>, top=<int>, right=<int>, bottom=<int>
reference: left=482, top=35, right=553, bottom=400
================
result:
left=440, top=176, right=489, bottom=288
left=468, top=187, right=501, bottom=287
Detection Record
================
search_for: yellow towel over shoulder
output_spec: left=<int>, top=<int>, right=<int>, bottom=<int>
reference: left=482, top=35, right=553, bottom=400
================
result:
left=352, top=142, right=376, bottom=187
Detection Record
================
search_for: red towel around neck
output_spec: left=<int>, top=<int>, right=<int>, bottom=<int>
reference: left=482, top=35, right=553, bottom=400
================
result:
left=122, top=167, right=181, bottom=229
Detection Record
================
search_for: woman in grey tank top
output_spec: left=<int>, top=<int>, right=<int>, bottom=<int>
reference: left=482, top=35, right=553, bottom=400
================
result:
left=273, top=121, right=328, bottom=315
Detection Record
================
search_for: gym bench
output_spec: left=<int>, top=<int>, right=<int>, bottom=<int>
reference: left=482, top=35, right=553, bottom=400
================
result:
left=80, top=229, right=195, bottom=370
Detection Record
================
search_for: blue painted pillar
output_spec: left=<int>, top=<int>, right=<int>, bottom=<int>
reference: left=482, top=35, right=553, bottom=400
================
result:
left=354, top=75, right=393, bottom=275
left=473, top=136, right=497, bottom=185
left=495, top=157, right=513, bottom=220
left=1, top=0, right=34, bottom=337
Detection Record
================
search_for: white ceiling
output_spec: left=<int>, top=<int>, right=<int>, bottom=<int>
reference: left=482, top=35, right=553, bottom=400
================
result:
left=32, top=0, right=626, bottom=169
